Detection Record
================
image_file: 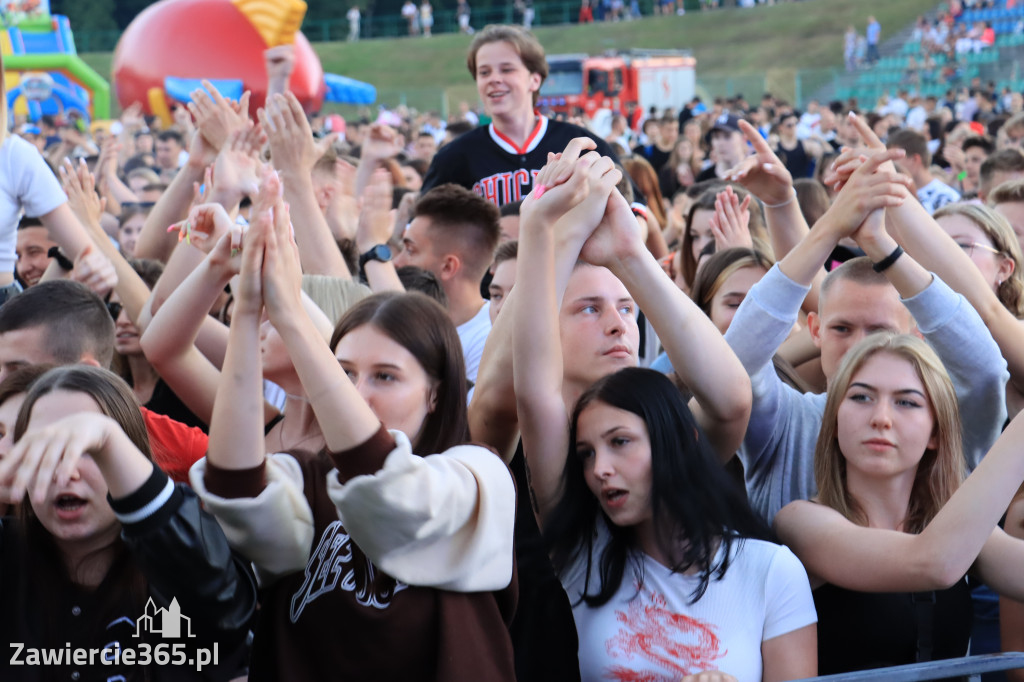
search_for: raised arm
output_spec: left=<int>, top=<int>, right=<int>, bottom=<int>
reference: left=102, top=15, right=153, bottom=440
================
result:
left=584, top=185, right=752, bottom=460
left=777, top=149, right=911, bottom=288
left=59, top=158, right=150, bottom=323
left=775, top=407, right=1024, bottom=592
left=187, top=173, right=316, bottom=580
left=94, top=138, right=137, bottom=214
left=140, top=208, right=246, bottom=425
left=728, top=119, right=821, bottom=313
left=206, top=198, right=267, bottom=472
left=839, top=113, right=1024, bottom=395
left=265, top=45, right=295, bottom=98
left=136, top=85, right=250, bottom=261
left=999, top=487, right=1024, bottom=679
left=514, top=148, right=614, bottom=522
left=260, top=175, right=378, bottom=451
left=357, top=168, right=405, bottom=293
left=469, top=139, right=601, bottom=462
left=260, top=92, right=350, bottom=278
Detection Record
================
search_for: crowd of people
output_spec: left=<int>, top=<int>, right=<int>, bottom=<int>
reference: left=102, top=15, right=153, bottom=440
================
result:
left=3, top=15, right=1024, bottom=682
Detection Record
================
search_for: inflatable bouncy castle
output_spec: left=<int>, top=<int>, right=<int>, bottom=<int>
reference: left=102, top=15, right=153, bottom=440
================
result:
left=1, top=0, right=111, bottom=122
left=113, top=0, right=375, bottom=123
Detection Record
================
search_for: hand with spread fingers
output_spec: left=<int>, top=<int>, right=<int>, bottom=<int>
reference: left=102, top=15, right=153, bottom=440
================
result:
left=0, top=412, right=122, bottom=507
left=710, top=185, right=753, bottom=251
left=211, top=125, right=267, bottom=208
left=259, top=92, right=335, bottom=180
left=186, top=80, right=252, bottom=153
left=59, top=158, right=106, bottom=231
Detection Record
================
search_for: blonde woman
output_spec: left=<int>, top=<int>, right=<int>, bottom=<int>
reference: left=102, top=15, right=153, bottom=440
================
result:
left=776, top=333, right=1024, bottom=674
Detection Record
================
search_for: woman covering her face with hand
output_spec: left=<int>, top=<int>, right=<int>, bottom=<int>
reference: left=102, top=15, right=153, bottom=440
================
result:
left=0, top=365, right=256, bottom=681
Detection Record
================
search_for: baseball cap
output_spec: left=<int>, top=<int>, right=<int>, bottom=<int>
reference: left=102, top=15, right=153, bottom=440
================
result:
left=706, top=112, right=742, bottom=142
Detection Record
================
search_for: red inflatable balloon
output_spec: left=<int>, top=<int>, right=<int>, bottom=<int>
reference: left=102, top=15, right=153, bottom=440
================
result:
left=112, top=0, right=325, bottom=116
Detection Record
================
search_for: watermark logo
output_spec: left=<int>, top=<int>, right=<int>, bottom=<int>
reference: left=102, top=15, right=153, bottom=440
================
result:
left=10, top=597, right=218, bottom=672
left=135, top=597, right=195, bottom=639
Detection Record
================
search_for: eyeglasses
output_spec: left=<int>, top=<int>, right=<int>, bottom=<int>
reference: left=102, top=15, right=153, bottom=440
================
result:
left=956, top=241, right=1002, bottom=257
left=106, top=301, right=123, bottom=320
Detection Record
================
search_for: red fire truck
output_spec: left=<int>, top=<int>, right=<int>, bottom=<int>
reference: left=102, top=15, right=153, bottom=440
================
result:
left=537, top=49, right=696, bottom=121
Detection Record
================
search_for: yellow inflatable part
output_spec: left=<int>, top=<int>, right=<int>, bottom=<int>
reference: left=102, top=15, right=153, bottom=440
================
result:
left=5, top=73, right=27, bottom=117
left=0, top=32, right=12, bottom=57
left=231, top=0, right=307, bottom=47
left=148, top=87, right=172, bottom=128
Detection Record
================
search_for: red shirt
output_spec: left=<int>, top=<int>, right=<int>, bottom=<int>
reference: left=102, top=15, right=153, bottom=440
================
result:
left=141, top=407, right=208, bottom=483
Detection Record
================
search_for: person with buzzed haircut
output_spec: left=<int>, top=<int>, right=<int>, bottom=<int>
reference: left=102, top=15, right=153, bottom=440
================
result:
left=980, top=149, right=1024, bottom=202
left=886, top=128, right=961, bottom=214
left=0, top=280, right=208, bottom=482
left=394, top=183, right=501, bottom=387
left=723, top=149, right=1006, bottom=521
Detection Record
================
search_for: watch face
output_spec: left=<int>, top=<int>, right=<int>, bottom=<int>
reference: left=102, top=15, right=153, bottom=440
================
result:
left=374, top=244, right=392, bottom=261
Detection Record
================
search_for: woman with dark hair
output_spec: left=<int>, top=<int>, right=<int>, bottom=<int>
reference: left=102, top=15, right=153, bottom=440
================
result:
left=659, top=137, right=699, bottom=200
left=112, top=258, right=206, bottom=431
left=329, top=291, right=470, bottom=455
left=0, top=365, right=256, bottom=681
left=514, top=143, right=816, bottom=681
left=678, top=185, right=769, bottom=294
left=191, top=174, right=516, bottom=681
left=623, top=156, right=668, bottom=233
left=546, top=368, right=816, bottom=682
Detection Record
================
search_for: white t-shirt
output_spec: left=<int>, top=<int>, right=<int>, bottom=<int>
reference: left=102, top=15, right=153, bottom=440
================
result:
left=561, top=525, right=816, bottom=682
left=457, top=299, right=491, bottom=389
left=0, top=135, right=66, bottom=273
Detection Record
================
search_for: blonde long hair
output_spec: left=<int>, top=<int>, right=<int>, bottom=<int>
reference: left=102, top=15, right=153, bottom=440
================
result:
left=815, top=333, right=965, bottom=533
left=933, top=202, right=1024, bottom=318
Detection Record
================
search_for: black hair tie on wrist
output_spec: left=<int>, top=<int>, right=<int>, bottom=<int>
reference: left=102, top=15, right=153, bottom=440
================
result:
left=872, top=244, right=904, bottom=273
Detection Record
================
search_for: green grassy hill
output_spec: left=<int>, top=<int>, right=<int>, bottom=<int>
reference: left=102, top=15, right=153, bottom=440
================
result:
left=81, top=0, right=941, bottom=115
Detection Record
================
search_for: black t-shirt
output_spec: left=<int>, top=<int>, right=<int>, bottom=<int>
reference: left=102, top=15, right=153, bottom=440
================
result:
left=422, top=116, right=641, bottom=207
left=815, top=577, right=972, bottom=675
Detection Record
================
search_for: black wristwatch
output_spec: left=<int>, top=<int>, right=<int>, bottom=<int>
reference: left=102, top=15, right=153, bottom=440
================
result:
left=47, top=246, right=74, bottom=271
left=358, top=244, right=392, bottom=272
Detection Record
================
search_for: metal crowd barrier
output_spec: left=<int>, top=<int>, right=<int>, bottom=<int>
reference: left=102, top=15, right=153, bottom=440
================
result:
left=794, top=653, right=1024, bottom=682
